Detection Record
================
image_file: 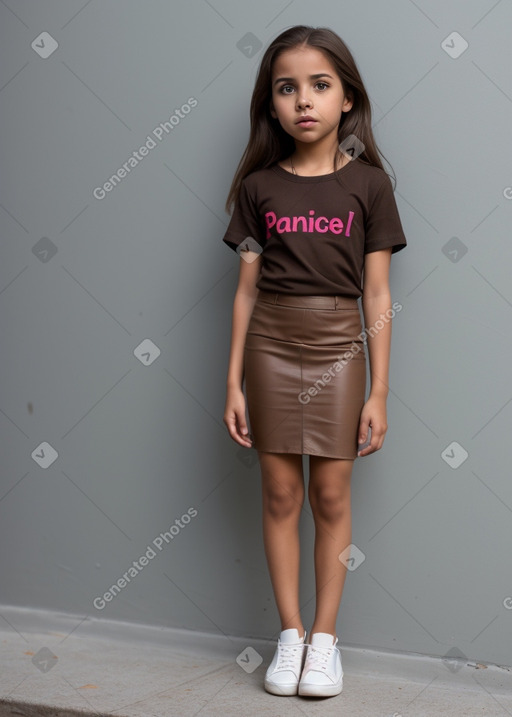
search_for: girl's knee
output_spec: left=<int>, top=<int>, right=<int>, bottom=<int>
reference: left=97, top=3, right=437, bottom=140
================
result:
left=263, top=481, right=304, bottom=520
left=309, top=487, right=350, bottom=523
left=259, top=452, right=304, bottom=519
left=308, top=457, right=352, bottom=522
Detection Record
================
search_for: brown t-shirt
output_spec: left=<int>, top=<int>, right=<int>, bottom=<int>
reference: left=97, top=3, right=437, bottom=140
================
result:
left=222, top=158, right=407, bottom=298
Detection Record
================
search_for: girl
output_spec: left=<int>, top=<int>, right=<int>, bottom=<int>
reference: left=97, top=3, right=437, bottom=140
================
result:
left=222, top=25, right=406, bottom=698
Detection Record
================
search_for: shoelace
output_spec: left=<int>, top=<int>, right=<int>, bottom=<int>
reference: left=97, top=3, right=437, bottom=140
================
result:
left=303, top=643, right=337, bottom=672
left=275, top=642, right=304, bottom=670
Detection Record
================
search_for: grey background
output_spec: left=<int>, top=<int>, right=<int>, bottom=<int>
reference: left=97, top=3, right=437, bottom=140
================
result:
left=1, top=0, right=511, bottom=677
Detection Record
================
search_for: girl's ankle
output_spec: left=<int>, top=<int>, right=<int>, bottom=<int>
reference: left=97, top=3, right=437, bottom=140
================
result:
left=310, top=629, right=336, bottom=640
left=282, top=626, right=305, bottom=640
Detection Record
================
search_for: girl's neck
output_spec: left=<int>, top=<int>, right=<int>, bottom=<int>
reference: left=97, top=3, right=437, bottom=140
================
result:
left=285, top=148, right=349, bottom=176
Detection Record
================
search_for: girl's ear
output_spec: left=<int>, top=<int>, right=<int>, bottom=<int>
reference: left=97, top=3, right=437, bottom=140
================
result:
left=269, top=102, right=277, bottom=119
left=342, top=91, right=354, bottom=114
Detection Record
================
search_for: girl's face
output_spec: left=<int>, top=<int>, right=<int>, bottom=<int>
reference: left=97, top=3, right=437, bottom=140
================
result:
left=270, top=45, right=352, bottom=146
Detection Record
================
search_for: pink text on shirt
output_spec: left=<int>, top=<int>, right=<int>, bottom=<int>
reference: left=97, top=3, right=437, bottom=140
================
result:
left=265, top=209, right=354, bottom=240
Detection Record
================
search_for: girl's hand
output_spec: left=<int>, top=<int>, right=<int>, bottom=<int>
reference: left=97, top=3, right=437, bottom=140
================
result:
left=223, top=386, right=253, bottom=448
left=357, top=395, right=388, bottom=457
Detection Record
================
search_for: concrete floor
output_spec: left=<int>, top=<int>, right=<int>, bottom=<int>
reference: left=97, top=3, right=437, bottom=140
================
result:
left=0, top=608, right=511, bottom=717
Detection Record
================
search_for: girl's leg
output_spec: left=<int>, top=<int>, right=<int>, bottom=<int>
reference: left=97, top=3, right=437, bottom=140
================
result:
left=259, top=451, right=305, bottom=638
left=307, top=455, right=354, bottom=638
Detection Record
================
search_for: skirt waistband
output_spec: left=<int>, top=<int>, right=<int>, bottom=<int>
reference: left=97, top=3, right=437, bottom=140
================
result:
left=256, top=290, right=358, bottom=310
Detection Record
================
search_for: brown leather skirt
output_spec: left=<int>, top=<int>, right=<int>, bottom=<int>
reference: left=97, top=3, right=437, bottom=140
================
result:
left=243, top=290, right=367, bottom=459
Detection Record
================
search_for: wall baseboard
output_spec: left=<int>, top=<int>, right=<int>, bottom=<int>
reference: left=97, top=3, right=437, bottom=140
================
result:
left=0, top=604, right=510, bottom=697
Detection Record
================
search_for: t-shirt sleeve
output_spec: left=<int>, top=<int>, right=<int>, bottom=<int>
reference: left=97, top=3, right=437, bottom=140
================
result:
left=364, top=174, right=407, bottom=254
left=222, top=176, right=266, bottom=253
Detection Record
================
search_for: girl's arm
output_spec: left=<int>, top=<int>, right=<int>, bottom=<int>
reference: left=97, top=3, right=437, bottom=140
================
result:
left=358, top=247, right=393, bottom=456
left=224, top=252, right=261, bottom=446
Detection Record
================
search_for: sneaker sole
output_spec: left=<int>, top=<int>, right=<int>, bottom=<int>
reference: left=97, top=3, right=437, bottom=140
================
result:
left=298, top=678, right=343, bottom=697
left=264, top=680, right=299, bottom=696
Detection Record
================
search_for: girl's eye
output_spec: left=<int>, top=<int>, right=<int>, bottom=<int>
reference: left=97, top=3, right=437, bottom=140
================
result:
left=279, top=82, right=329, bottom=94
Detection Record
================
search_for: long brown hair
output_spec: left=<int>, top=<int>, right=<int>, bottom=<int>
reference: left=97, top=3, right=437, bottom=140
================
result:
left=225, top=25, right=395, bottom=213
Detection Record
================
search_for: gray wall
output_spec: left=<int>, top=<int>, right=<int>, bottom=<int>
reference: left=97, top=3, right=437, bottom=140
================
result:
left=1, top=0, right=511, bottom=671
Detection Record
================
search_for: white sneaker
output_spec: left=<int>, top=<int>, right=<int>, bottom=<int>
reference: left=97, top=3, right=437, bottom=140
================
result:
left=298, top=632, right=343, bottom=697
left=264, top=628, right=307, bottom=696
